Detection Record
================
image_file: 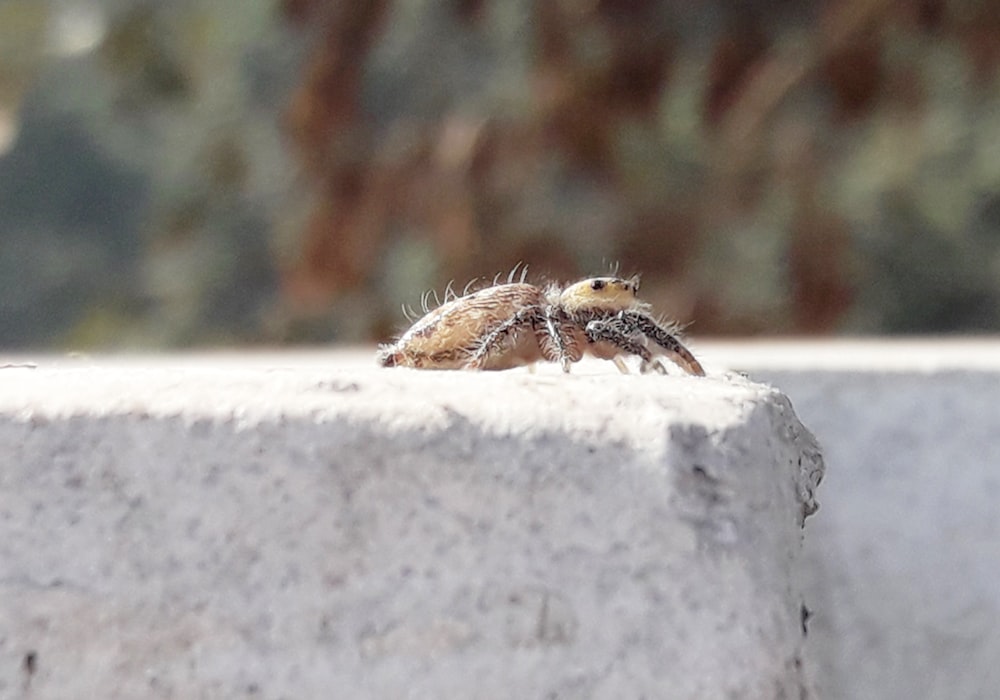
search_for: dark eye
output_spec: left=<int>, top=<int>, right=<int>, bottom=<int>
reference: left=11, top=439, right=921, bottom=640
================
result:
left=590, top=280, right=605, bottom=290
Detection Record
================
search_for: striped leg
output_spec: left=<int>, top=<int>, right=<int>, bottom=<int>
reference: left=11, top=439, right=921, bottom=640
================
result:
left=466, top=307, right=543, bottom=369
left=621, top=311, right=705, bottom=376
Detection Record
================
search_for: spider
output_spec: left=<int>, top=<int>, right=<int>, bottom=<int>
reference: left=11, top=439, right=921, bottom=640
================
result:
left=377, top=271, right=705, bottom=376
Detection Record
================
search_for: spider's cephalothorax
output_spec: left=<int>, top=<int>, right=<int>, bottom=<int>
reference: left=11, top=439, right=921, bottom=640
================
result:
left=377, top=274, right=705, bottom=376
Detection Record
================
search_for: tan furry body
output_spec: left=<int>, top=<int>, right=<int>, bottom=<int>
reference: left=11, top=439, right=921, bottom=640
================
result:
left=379, top=283, right=549, bottom=370
left=378, top=275, right=705, bottom=376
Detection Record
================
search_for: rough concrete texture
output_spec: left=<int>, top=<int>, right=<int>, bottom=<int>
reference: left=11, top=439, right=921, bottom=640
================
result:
left=0, top=357, right=823, bottom=700
left=702, top=340, right=1000, bottom=700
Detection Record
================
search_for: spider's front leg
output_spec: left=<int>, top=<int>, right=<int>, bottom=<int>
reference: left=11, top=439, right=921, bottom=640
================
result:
left=620, top=310, right=706, bottom=376
left=584, top=318, right=656, bottom=374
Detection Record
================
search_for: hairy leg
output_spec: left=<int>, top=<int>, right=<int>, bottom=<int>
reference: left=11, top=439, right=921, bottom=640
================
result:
left=466, top=307, right=543, bottom=369
left=612, top=356, right=631, bottom=374
left=639, top=358, right=668, bottom=374
left=584, top=319, right=655, bottom=369
left=539, top=307, right=582, bottom=372
left=620, top=311, right=706, bottom=376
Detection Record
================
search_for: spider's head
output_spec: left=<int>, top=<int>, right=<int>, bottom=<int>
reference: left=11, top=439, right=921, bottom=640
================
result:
left=559, top=275, right=644, bottom=313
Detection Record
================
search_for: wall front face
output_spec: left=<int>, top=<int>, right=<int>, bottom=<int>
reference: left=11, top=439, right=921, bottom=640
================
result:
left=753, top=368, right=1000, bottom=700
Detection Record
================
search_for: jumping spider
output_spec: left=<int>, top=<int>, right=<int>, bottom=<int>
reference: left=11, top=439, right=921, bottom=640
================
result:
left=377, top=271, right=705, bottom=376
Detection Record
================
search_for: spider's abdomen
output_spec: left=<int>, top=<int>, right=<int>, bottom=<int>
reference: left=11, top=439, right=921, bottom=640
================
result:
left=378, top=283, right=546, bottom=370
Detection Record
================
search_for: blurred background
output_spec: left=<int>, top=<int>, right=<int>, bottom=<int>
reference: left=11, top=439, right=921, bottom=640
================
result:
left=1, top=0, right=999, bottom=351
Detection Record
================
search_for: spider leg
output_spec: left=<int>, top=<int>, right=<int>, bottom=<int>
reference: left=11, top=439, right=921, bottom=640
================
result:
left=639, top=357, right=668, bottom=375
left=585, top=319, right=656, bottom=370
left=612, top=356, right=631, bottom=374
left=540, top=307, right=581, bottom=372
left=466, top=307, right=542, bottom=369
left=621, top=311, right=706, bottom=376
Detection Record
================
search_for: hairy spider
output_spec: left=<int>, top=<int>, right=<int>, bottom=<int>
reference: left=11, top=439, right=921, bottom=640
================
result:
left=377, top=271, right=705, bottom=376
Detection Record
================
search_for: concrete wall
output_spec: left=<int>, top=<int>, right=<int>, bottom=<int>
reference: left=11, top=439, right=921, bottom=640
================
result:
left=0, top=357, right=822, bottom=700
left=3, top=340, right=995, bottom=699
left=705, top=340, right=1000, bottom=700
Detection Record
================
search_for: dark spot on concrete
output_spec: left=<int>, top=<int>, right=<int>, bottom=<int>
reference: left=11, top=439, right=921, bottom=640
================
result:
left=689, top=463, right=725, bottom=505
left=691, top=463, right=718, bottom=482
left=23, top=650, right=37, bottom=677
left=800, top=603, right=812, bottom=636
left=317, top=379, right=361, bottom=392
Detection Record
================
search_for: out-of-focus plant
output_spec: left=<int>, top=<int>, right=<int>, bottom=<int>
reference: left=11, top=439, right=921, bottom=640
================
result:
left=1, top=0, right=999, bottom=349
left=281, top=0, right=1000, bottom=339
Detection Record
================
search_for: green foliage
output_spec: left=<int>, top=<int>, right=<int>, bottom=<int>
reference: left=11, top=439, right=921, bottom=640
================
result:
left=2, top=0, right=1000, bottom=348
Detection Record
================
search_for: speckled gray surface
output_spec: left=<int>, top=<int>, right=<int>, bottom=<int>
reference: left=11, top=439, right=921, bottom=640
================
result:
left=755, top=370, right=1000, bottom=700
left=690, top=339, right=1000, bottom=700
left=0, top=357, right=823, bottom=699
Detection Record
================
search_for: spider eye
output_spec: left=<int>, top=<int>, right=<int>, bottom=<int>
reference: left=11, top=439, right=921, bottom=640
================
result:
left=590, top=279, right=606, bottom=291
